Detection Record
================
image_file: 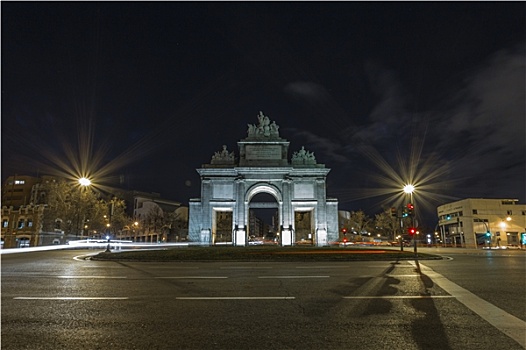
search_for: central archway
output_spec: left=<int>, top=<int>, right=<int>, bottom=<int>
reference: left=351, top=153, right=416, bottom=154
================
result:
left=247, top=190, right=280, bottom=244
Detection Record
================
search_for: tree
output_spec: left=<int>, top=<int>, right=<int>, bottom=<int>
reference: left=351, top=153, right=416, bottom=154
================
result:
left=39, top=178, right=130, bottom=238
left=374, top=209, right=399, bottom=241
left=144, top=205, right=165, bottom=237
left=349, top=210, right=372, bottom=238
left=39, top=178, right=97, bottom=236
left=107, top=197, right=128, bottom=235
left=166, top=207, right=188, bottom=241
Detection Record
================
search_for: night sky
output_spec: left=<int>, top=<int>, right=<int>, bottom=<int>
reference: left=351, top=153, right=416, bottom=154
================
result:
left=2, top=2, right=525, bottom=226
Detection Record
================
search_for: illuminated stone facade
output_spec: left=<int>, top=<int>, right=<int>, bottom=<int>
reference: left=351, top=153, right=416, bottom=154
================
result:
left=437, top=198, right=526, bottom=248
left=189, top=112, right=339, bottom=246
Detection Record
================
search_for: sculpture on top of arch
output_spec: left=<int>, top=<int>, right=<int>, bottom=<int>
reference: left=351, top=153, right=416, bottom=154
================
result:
left=246, top=111, right=280, bottom=139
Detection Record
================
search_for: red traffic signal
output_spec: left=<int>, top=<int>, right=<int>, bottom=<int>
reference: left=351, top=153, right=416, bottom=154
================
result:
left=408, top=227, right=416, bottom=236
left=342, top=228, right=347, bottom=234
left=407, top=203, right=414, bottom=215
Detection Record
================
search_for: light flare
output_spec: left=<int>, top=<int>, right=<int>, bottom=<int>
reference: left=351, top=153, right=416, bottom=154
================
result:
left=335, top=122, right=460, bottom=223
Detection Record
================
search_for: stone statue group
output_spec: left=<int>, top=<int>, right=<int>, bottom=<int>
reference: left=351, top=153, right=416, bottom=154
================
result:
left=211, top=145, right=235, bottom=163
left=291, top=146, right=316, bottom=164
left=247, top=111, right=280, bottom=138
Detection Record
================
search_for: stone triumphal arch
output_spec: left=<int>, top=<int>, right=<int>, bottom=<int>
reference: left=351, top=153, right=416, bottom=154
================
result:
left=188, top=112, right=338, bottom=246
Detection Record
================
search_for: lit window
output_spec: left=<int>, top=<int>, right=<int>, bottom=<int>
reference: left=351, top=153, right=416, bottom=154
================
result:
left=2, top=220, right=8, bottom=228
left=27, top=220, right=33, bottom=227
left=18, top=220, right=24, bottom=229
left=14, top=180, right=25, bottom=185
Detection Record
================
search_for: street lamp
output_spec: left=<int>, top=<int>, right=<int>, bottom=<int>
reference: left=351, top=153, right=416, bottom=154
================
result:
left=402, top=184, right=418, bottom=256
left=105, top=223, right=111, bottom=252
left=76, top=177, right=92, bottom=237
left=403, top=184, right=415, bottom=203
left=78, top=177, right=91, bottom=187
left=133, top=221, right=139, bottom=242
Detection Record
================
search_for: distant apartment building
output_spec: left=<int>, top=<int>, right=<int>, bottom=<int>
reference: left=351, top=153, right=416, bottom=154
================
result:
left=2, top=175, right=42, bottom=207
left=1, top=175, right=49, bottom=248
left=130, top=192, right=186, bottom=243
left=1, top=175, right=187, bottom=247
left=437, top=198, right=526, bottom=248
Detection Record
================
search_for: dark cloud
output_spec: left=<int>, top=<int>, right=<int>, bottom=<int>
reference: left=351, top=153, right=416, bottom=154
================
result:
left=436, top=44, right=525, bottom=176
left=284, top=82, right=331, bottom=102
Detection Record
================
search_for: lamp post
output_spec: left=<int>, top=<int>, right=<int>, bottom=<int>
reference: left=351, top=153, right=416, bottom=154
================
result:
left=131, top=221, right=139, bottom=242
left=105, top=223, right=111, bottom=252
left=77, top=177, right=92, bottom=237
left=403, top=184, right=417, bottom=257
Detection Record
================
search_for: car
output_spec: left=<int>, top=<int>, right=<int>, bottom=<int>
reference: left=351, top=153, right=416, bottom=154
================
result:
left=248, top=238, right=264, bottom=245
left=295, top=238, right=313, bottom=245
left=390, top=241, right=411, bottom=247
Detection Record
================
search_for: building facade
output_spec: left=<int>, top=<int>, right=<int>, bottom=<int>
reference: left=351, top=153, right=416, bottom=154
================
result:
left=437, top=198, right=526, bottom=248
left=2, top=175, right=42, bottom=207
left=127, top=192, right=186, bottom=243
left=1, top=204, right=49, bottom=248
left=189, top=112, right=339, bottom=246
left=1, top=175, right=63, bottom=248
left=1, top=176, right=187, bottom=247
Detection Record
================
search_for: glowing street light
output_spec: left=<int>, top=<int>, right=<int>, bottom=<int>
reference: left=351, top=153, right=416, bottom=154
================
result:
left=403, top=184, right=415, bottom=203
left=78, top=177, right=91, bottom=187
left=403, top=184, right=415, bottom=194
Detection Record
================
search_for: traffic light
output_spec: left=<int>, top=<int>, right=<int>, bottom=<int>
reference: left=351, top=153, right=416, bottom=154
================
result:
left=408, top=227, right=416, bottom=236
left=342, top=228, right=347, bottom=234
left=485, top=231, right=491, bottom=237
left=407, top=203, right=414, bottom=216
left=390, top=207, right=397, bottom=217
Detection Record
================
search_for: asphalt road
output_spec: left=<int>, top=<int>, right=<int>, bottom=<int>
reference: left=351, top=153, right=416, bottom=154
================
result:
left=2, top=248, right=525, bottom=350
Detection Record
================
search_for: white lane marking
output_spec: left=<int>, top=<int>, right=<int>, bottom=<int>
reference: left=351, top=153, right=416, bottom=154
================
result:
left=258, top=276, right=330, bottom=279
left=385, top=274, right=421, bottom=277
left=411, top=261, right=526, bottom=348
left=148, top=266, right=200, bottom=269
left=220, top=267, right=273, bottom=269
left=175, top=296, right=295, bottom=300
left=155, top=276, right=228, bottom=279
left=344, top=295, right=454, bottom=299
left=57, top=276, right=127, bottom=279
left=14, top=297, right=129, bottom=300
left=81, top=266, right=125, bottom=268
left=295, top=266, right=349, bottom=269
left=2, top=275, right=127, bottom=279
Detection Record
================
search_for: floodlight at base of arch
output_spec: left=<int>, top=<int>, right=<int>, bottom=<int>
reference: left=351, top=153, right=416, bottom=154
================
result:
left=281, top=228, right=292, bottom=246
left=234, top=228, right=246, bottom=246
